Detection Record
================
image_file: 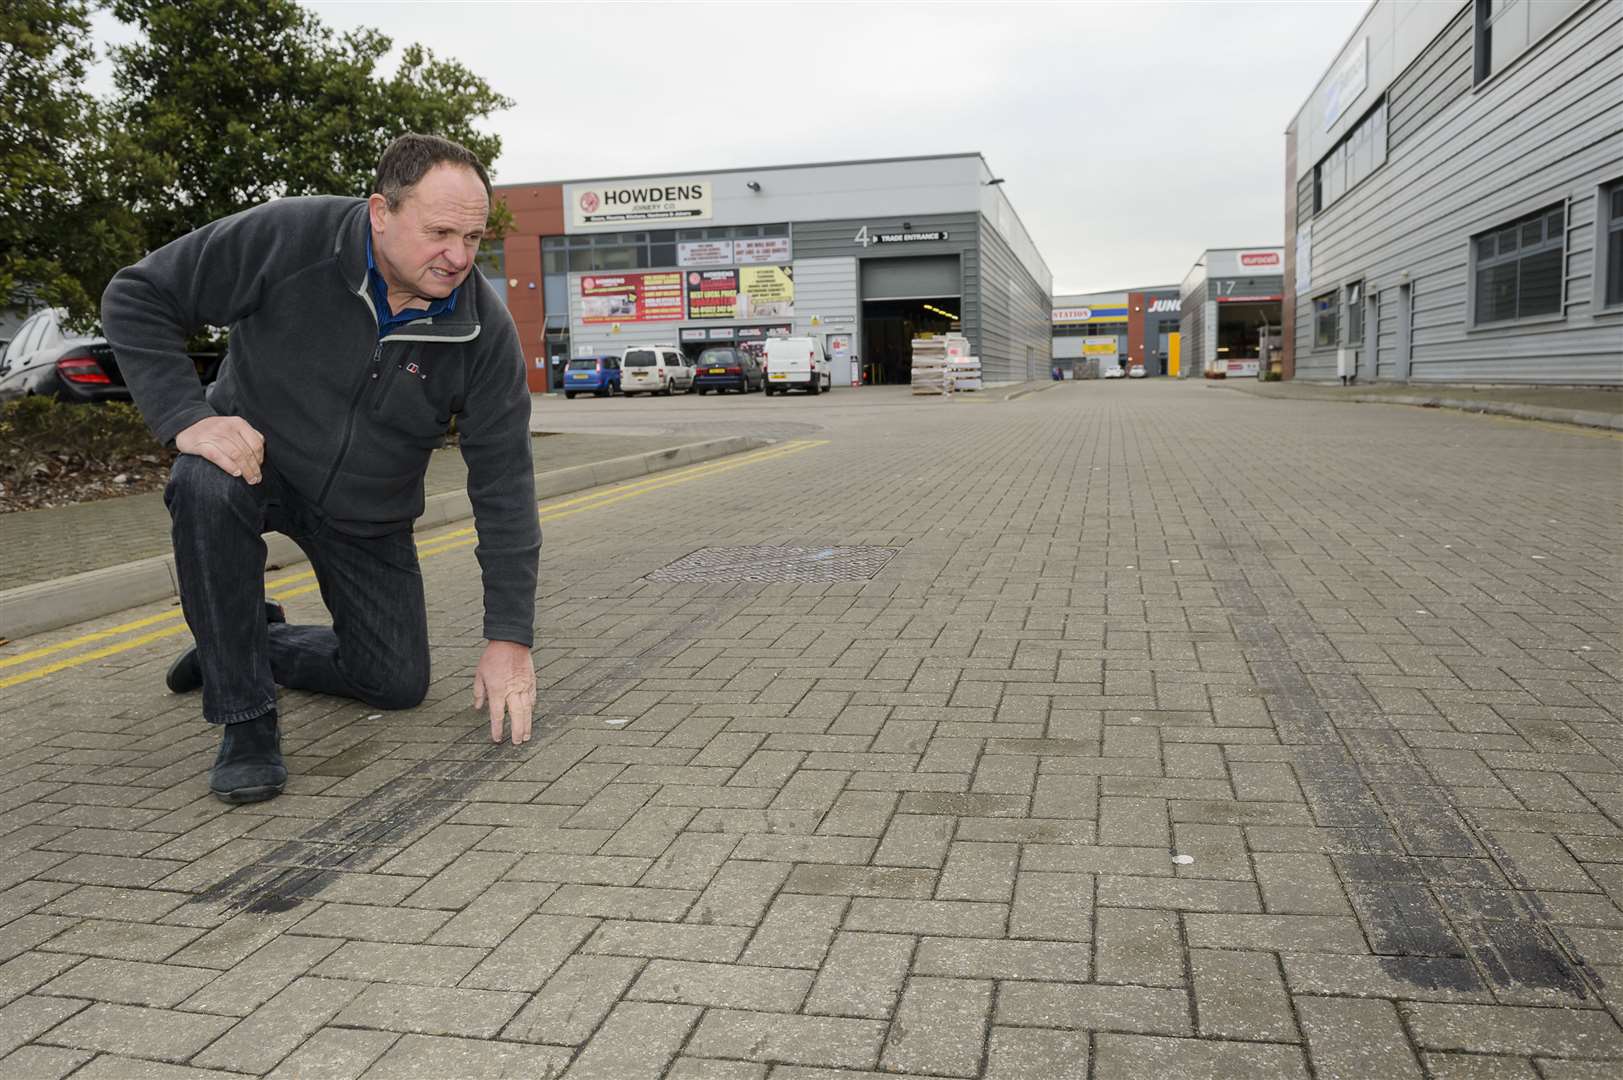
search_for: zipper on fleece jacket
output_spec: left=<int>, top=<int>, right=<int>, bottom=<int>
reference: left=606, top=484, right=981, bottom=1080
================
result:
left=316, top=339, right=383, bottom=508
left=314, top=275, right=482, bottom=511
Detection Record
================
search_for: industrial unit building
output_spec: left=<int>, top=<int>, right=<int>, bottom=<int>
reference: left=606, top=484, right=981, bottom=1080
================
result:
left=1051, top=288, right=1182, bottom=377
left=1177, top=249, right=1285, bottom=378
left=492, top=154, right=1053, bottom=392
left=1283, top=0, right=1621, bottom=383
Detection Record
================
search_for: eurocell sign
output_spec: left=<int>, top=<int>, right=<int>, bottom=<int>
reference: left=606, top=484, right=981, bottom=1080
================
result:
left=569, top=178, right=712, bottom=229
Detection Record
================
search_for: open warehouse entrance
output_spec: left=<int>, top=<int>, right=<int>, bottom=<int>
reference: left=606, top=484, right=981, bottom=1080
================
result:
left=860, top=255, right=961, bottom=385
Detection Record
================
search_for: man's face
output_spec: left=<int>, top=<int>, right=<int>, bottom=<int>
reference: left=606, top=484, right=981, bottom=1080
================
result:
left=369, top=163, right=489, bottom=303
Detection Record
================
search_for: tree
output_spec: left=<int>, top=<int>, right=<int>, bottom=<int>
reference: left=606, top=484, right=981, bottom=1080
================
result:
left=1, top=0, right=149, bottom=326
left=108, top=0, right=514, bottom=251
left=5, top=0, right=515, bottom=327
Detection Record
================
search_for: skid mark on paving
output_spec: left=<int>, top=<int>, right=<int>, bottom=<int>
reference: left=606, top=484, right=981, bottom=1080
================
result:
left=1209, top=541, right=1606, bottom=1005
left=195, top=594, right=754, bottom=914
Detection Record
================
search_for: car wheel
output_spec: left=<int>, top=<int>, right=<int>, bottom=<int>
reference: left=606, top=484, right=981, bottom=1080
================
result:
left=565, top=392, right=575, bottom=399
left=595, top=388, right=608, bottom=397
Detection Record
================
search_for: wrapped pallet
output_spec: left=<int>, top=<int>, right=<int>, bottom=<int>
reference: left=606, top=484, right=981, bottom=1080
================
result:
left=911, top=336, right=948, bottom=395
left=949, top=355, right=982, bottom=392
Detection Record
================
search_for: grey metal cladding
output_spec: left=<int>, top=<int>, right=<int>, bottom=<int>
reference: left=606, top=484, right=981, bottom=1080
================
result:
left=1293, top=0, right=1623, bottom=384
left=977, top=215, right=1052, bottom=383
left=792, top=213, right=979, bottom=260
left=1389, top=6, right=1473, bottom=151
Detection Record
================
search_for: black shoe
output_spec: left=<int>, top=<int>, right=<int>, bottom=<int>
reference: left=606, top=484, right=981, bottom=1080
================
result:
left=209, top=712, right=287, bottom=804
left=165, top=601, right=286, bottom=694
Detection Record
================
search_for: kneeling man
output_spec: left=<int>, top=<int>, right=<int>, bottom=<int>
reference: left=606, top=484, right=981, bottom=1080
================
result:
left=103, top=134, right=541, bottom=804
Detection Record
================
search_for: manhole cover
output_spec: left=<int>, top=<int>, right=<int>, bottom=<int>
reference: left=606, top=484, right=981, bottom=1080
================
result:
left=648, top=545, right=899, bottom=584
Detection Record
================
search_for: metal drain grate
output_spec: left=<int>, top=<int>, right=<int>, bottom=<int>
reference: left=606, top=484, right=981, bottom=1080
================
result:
left=648, top=544, right=899, bottom=584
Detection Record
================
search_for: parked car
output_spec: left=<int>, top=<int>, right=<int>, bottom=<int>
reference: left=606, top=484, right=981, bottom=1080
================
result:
left=620, top=345, right=694, bottom=397
left=1102, top=365, right=1126, bottom=380
left=1127, top=363, right=1146, bottom=378
left=763, top=336, right=830, bottom=395
left=563, top=355, right=621, bottom=398
left=693, top=346, right=763, bottom=394
left=0, top=307, right=219, bottom=405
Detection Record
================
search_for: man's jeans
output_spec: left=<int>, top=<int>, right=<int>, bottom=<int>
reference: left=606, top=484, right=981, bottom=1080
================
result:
left=165, top=455, right=431, bottom=725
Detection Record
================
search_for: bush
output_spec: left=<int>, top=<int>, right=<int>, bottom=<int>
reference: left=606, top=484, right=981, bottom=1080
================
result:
left=1260, top=371, right=1282, bottom=382
left=0, top=397, right=168, bottom=487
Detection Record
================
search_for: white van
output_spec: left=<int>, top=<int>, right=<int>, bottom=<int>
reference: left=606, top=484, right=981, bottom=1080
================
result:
left=620, top=346, right=693, bottom=397
left=763, top=336, right=830, bottom=396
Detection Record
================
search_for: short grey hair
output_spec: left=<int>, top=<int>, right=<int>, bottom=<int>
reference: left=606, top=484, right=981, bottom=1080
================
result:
left=372, top=133, right=492, bottom=210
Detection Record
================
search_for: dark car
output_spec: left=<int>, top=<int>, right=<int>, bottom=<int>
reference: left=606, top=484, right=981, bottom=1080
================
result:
left=693, top=346, right=763, bottom=394
left=563, top=355, right=621, bottom=398
left=0, top=308, right=220, bottom=405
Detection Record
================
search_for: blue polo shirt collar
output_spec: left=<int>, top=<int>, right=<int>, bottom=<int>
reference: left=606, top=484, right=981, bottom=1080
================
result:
left=366, top=233, right=457, bottom=338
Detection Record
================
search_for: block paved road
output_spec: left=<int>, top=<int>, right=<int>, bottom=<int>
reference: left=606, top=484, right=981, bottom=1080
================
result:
left=1, top=379, right=1620, bottom=1079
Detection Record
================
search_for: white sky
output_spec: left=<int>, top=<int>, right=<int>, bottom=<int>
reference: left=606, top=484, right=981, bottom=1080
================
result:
left=91, top=1, right=1372, bottom=294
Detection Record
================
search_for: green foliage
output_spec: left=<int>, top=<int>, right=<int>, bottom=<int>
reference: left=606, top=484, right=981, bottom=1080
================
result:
left=108, top=0, right=514, bottom=251
left=6, top=0, right=514, bottom=329
left=0, top=396, right=166, bottom=485
left=0, top=0, right=149, bottom=328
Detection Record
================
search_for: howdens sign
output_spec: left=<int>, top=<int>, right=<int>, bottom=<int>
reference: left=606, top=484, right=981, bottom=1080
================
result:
left=570, top=178, right=712, bottom=229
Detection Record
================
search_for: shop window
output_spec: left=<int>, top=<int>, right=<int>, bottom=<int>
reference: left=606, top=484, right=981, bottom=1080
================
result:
left=543, top=247, right=565, bottom=274
left=762, top=223, right=790, bottom=237
left=568, top=247, right=592, bottom=272
left=649, top=243, right=677, bottom=267
left=1475, top=0, right=1585, bottom=84
left=1601, top=181, right=1623, bottom=310
left=1472, top=203, right=1565, bottom=326
left=1345, top=281, right=1364, bottom=345
left=1313, top=292, right=1339, bottom=348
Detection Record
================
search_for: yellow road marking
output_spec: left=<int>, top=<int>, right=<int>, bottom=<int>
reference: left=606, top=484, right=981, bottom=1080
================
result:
left=0, top=439, right=827, bottom=689
left=0, top=440, right=816, bottom=670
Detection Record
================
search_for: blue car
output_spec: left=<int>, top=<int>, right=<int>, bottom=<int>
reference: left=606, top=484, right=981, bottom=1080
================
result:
left=563, top=356, right=621, bottom=398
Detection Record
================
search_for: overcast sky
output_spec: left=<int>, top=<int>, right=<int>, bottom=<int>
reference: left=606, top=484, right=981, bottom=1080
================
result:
left=95, top=1, right=1372, bottom=294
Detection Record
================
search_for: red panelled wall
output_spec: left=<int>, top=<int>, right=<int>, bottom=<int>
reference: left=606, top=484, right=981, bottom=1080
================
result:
left=497, top=183, right=564, bottom=392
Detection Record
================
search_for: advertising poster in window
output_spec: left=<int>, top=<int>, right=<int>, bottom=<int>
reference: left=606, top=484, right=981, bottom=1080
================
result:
left=579, top=272, right=683, bottom=324
left=734, top=237, right=791, bottom=264
left=686, top=269, right=738, bottom=320
left=737, top=265, right=795, bottom=318
left=678, top=240, right=733, bottom=267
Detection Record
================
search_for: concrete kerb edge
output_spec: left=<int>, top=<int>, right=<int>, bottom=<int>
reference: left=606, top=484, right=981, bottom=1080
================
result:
left=1214, top=382, right=1623, bottom=431
left=0, top=433, right=775, bottom=641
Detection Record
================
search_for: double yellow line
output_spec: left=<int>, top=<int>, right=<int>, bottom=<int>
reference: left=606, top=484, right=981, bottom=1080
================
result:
left=0, top=439, right=827, bottom=690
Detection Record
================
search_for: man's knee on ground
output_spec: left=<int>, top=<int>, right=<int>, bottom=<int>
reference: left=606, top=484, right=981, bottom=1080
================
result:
left=360, top=669, right=430, bottom=711
left=166, top=454, right=258, bottom=516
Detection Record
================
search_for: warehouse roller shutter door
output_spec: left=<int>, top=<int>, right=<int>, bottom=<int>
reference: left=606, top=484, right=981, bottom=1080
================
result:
left=860, top=255, right=961, bottom=301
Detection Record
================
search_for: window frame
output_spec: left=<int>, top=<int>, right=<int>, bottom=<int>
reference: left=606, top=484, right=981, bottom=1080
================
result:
left=1311, top=97, right=1387, bottom=216
left=1312, top=291, right=1339, bottom=349
left=1467, top=199, right=1569, bottom=330
left=1473, top=0, right=1587, bottom=89
left=1597, top=178, right=1623, bottom=314
left=1345, top=280, right=1365, bottom=346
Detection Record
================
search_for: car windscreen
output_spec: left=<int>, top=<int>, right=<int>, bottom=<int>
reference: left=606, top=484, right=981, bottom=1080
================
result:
left=698, top=349, right=737, bottom=365
left=623, top=350, right=656, bottom=367
left=567, top=359, right=598, bottom=371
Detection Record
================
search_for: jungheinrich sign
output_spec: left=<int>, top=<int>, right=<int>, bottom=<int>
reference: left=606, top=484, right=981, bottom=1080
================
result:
left=1146, top=297, right=1182, bottom=315
left=571, top=179, right=712, bottom=228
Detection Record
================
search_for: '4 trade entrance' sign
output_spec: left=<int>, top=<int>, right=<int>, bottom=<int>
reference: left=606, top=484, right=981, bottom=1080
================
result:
left=854, top=226, right=950, bottom=247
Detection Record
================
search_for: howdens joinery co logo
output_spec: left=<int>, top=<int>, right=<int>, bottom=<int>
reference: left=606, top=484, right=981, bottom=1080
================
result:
left=571, top=179, right=713, bottom=228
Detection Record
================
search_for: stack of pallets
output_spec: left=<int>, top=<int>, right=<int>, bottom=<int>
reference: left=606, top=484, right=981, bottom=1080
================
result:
left=910, top=336, right=948, bottom=395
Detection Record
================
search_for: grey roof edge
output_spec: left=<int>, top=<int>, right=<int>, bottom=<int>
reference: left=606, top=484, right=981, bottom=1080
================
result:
left=1053, top=284, right=1180, bottom=300
left=494, top=151, right=990, bottom=190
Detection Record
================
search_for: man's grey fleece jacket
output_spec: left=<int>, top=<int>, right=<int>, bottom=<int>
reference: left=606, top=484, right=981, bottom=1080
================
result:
left=102, top=196, right=540, bottom=646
